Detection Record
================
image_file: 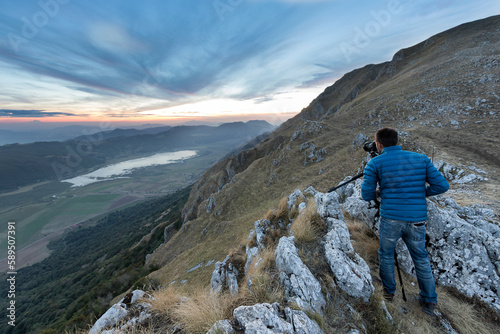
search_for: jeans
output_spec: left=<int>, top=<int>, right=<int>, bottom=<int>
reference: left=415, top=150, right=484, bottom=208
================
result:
left=379, top=217, right=437, bottom=304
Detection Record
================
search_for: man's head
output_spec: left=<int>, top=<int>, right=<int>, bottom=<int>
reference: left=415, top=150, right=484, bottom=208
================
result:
left=375, top=127, right=398, bottom=152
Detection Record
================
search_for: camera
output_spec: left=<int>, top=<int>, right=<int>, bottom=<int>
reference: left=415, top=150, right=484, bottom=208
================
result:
left=363, top=141, right=379, bottom=158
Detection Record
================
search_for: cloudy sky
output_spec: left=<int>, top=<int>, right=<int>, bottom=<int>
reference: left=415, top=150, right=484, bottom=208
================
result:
left=0, top=0, right=498, bottom=125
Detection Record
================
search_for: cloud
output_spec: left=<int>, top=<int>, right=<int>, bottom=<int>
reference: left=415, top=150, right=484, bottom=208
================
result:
left=0, top=0, right=497, bottom=119
left=0, top=109, right=77, bottom=117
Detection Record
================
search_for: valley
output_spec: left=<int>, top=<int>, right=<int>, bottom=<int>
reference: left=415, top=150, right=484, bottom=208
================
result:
left=0, top=148, right=212, bottom=270
left=0, top=121, right=274, bottom=271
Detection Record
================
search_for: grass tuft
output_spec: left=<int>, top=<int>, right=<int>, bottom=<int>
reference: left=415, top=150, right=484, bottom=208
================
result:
left=291, top=199, right=325, bottom=244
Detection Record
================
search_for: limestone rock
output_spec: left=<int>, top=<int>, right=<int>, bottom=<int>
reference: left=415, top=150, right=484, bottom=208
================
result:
left=288, top=189, right=306, bottom=211
left=352, top=134, right=369, bottom=150
left=300, top=142, right=327, bottom=165
left=245, top=245, right=260, bottom=275
left=426, top=200, right=500, bottom=311
left=89, top=304, right=128, bottom=334
left=89, top=290, right=152, bottom=334
left=254, top=219, right=272, bottom=249
left=207, top=319, right=235, bottom=334
left=232, top=303, right=324, bottom=334
left=210, top=255, right=239, bottom=295
left=275, top=236, right=326, bottom=314
left=308, top=188, right=344, bottom=221
left=323, top=219, right=374, bottom=302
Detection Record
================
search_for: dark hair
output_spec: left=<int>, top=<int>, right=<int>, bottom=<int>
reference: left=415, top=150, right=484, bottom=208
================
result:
left=375, top=127, right=398, bottom=147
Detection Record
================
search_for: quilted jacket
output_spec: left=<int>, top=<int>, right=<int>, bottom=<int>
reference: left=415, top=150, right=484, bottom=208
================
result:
left=361, top=146, right=449, bottom=221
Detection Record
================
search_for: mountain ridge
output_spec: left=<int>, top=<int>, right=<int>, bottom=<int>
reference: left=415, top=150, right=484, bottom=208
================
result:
left=132, top=14, right=499, bottom=333
left=0, top=120, right=274, bottom=192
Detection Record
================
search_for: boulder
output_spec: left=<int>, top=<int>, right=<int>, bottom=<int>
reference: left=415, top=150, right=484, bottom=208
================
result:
left=275, top=236, right=326, bottom=314
left=207, top=320, right=235, bottom=334
left=89, top=304, right=128, bottom=334
left=426, top=200, right=500, bottom=311
left=288, top=189, right=306, bottom=211
left=323, top=219, right=374, bottom=302
left=210, top=255, right=239, bottom=295
left=89, top=290, right=152, bottom=334
left=232, top=303, right=324, bottom=334
left=255, top=219, right=272, bottom=250
left=306, top=187, right=344, bottom=221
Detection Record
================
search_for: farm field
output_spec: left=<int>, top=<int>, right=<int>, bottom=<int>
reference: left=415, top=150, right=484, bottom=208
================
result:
left=0, top=147, right=225, bottom=269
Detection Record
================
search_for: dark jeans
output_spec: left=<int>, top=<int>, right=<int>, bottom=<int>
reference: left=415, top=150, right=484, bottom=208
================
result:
left=379, top=217, right=437, bottom=303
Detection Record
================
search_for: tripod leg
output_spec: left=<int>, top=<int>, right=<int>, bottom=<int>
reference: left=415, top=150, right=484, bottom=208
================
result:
left=395, top=252, right=407, bottom=302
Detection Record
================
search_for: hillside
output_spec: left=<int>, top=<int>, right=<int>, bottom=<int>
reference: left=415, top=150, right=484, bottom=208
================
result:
left=47, top=15, right=500, bottom=333
left=0, top=121, right=274, bottom=192
left=116, top=15, right=500, bottom=333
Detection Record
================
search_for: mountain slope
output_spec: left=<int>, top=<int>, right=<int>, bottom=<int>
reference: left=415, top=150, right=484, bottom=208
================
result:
left=138, top=15, right=500, bottom=332
left=0, top=121, right=274, bottom=192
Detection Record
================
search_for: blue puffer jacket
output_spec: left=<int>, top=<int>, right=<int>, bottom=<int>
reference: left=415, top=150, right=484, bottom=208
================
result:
left=361, top=146, right=449, bottom=221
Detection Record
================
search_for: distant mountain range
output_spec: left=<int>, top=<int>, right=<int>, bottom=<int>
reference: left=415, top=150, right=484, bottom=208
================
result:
left=0, top=120, right=274, bottom=192
left=0, top=124, right=176, bottom=145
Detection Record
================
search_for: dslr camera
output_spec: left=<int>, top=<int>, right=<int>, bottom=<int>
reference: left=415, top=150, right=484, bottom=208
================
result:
left=363, top=141, right=379, bottom=158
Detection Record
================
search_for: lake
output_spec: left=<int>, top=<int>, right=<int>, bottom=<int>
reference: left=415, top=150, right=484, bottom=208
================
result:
left=62, top=150, right=197, bottom=187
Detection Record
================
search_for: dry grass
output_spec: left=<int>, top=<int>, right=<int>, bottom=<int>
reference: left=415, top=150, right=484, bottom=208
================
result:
left=436, top=287, right=499, bottom=334
left=345, top=216, right=379, bottom=265
left=275, top=196, right=289, bottom=221
left=291, top=199, right=325, bottom=244
left=151, top=286, right=234, bottom=334
left=240, top=246, right=285, bottom=306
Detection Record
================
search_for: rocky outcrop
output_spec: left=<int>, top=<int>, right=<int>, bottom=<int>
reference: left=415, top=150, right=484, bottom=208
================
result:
left=306, top=187, right=374, bottom=301
left=233, top=303, right=324, bottom=334
left=275, top=236, right=326, bottom=314
left=426, top=199, right=500, bottom=311
left=300, top=142, right=327, bottom=165
left=210, top=255, right=239, bottom=295
left=323, top=219, right=374, bottom=302
left=337, top=174, right=500, bottom=311
left=89, top=290, right=152, bottom=334
left=434, top=160, right=487, bottom=184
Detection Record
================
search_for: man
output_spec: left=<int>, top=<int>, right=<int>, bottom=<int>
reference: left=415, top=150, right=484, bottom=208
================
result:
left=361, top=127, right=449, bottom=316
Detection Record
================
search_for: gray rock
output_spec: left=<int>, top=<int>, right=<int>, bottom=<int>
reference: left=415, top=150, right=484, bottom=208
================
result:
left=426, top=201, right=500, bottom=311
left=323, top=219, right=374, bottom=302
left=300, top=142, right=327, bottom=165
left=311, top=188, right=344, bottom=221
left=210, top=255, right=239, bottom=295
left=352, top=134, right=369, bottom=149
left=245, top=246, right=260, bottom=275
left=207, top=320, right=235, bottom=334
left=275, top=236, right=326, bottom=314
left=255, top=219, right=272, bottom=250
left=288, top=189, right=306, bottom=211
left=89, top=303, right=128, bottom=334
left=233, top=303, right=324, bottom=334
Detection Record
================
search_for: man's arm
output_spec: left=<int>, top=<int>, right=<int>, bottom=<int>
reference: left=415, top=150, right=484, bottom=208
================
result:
left=361, top=160, right=378, bottom=201
left=425, top=158, right=450, bottom=197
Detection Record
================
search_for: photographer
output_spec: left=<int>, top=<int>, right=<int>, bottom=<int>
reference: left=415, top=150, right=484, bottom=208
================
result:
left=361, top=127, right=449, bottom=315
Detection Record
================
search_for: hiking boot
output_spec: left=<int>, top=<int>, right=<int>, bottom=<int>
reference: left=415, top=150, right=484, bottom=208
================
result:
left=383, top=290, right=394, bottom=302
left=419, top=299, right=437, bottom=316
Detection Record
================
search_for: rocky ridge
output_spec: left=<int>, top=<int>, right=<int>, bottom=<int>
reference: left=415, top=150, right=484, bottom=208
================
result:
left=337, top=157, right=500, bottom=312
left=89, top=16, right=500, bottom=333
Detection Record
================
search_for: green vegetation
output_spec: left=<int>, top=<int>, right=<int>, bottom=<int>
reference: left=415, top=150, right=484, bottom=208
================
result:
left=0, top=121, right=273, bottom=192
left=0, top=186, right=191, bottom=334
